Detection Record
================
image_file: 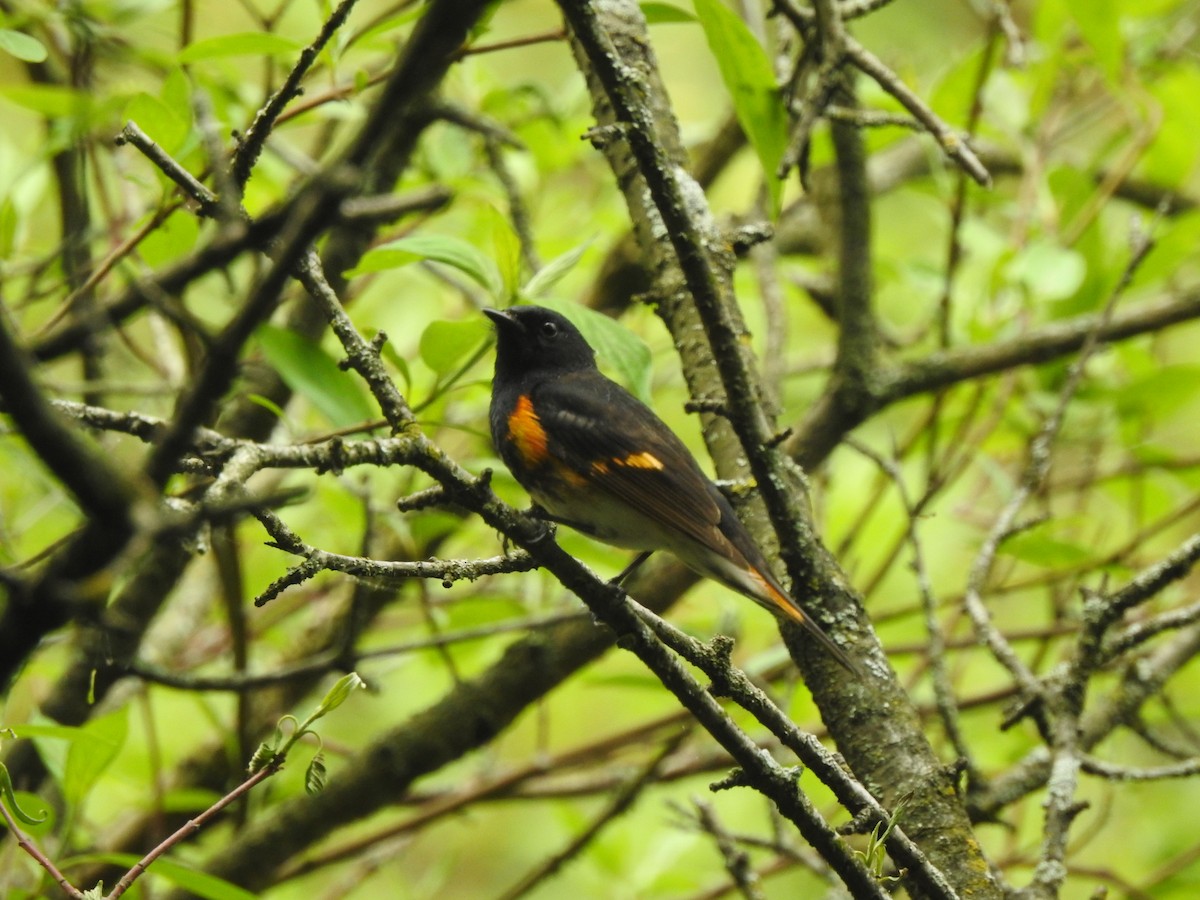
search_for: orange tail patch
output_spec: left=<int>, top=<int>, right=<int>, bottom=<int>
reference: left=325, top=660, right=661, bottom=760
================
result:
left=749, top=567, right=805, bottom=623
left=748, top=567, right=859, bottom=674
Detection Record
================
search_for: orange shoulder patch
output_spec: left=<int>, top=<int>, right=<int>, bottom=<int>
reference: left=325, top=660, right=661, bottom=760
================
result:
left=507, top=395, right=549, bottom=466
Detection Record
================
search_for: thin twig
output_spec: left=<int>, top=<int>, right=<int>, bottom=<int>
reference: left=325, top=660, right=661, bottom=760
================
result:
left=844, top=439, right=977, bottom=775
left=1103, top=588, right=1200, bottom=660
left=962, top=216, right=1161, bottom=694
left=693, top=798, right=768, bottom=900
left=485, top=134, right=541, bottom=272
left=842, top=34, right=991, bottom=186
left=773, top=0, right=991, bottom=186
left=497, top=731, right=688, bottom=900
left=452, top=28, right=566, bottom=59
left=106, top=760, right=280, bottom=898
left=253, top=504, right=537, bottom=605
left=115, top=121, right=220, bottom=216
left=1080, top=755, right=1200, bottom=781
left=0, top=798, right=84, bottom=899
left=233, top=0, right=364, bottom=187
left=631, top=599, right=960, bottom=900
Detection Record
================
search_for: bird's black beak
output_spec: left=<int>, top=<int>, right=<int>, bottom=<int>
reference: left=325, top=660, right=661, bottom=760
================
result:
left=483, top=307, right=509, bottom=326
left=483, top=307, right=522, bottom=337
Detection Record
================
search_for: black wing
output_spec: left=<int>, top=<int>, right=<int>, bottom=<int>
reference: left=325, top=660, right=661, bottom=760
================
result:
left=531, top=371, right=731, bottom=555
left=534, top=371, right=859, bottom=673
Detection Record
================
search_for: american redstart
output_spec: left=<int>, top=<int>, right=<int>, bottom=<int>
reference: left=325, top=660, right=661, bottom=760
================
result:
left=484, top=305, right=855, bottom=672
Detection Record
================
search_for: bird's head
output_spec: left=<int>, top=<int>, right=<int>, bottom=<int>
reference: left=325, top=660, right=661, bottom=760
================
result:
left=484, top=306, right=597, bottom=379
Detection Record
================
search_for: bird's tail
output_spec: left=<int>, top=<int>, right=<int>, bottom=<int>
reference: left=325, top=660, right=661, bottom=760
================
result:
left=748, top=568, right=859, bottom=675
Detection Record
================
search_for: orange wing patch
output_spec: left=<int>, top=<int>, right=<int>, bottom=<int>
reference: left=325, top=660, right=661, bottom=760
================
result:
left=507, top=395, right=549, bottom=466
left=618, top=451, right=664, bottom=470
left=591, top=451, right=664, bottom=475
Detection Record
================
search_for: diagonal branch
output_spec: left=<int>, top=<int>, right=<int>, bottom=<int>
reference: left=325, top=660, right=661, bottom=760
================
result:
left=773, top=0, right=991, bottom=186
left=232, top=0, right=364, bottom=189
left=0, top=307, right=149, bottom=687
left=788, top=289, right=1200, bottom=469
left=555, top=2, right=986, bottom=897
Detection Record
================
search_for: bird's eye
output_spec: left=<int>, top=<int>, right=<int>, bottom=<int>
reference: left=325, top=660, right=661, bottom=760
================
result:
left=540, top=321, right=559, bottom=338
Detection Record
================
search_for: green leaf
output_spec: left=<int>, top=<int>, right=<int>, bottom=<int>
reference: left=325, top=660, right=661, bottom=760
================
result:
left=692, top=0, right=787, bottom=216
left=1117, top=365, right=1200, bottom=419
left=62, top=853, right=258, bottom=900
left=522, top=238, right=594, bottom=299
left=15, top=716, right=127, bottom=808
left=1136, top=209, right=1200, bottom=287
left=316, top=671, right=365, bottom=715
left=349, top=234, right=502, bottom=297
left=245, top=393, right=287, bottom=422
left=1068, top=0, right=1122, bottom=84
left=641, top=2, right=696, bottom=24
left=379, top=340, right=412, bottom=393
left=1005, top=241, right=1086, bottom=302
left=1001, top=527, right=1091, bottom=568
left=177, top=32, right=302, bottom=63
left=354, top=7, right=423, bottom=44
left=139, top=209, right=201, bottom=269
left=124, top=93, right=189, bottom=153
left=0, top=28, right=48, bottom=62
left=62, top=708, right=127, bottom=808
left=0, top=198, right=16, bottom=260
left=9, top=790, right=55, bottom=837
left=1046, top=165, right=1094, bottom=230
left=256, top=325, right=376, bottom=428
left=12, top=722, right=88, bottom=741
left=539, top=301, right=653, bottom=401
left=419, top=318, right=492, bottom=375
left=1138, top=68, right=1200, bottom=185
left=305, top=750, right=327, bottom=795
left=492, top=216, right=523, bottom=302
left=247, top=742, right=278, bottom=775
left=0, top=84, right=90, bottom=117
left=162, top=67, right=191, bottom=118
left=0, top=763, right=48, bottom=825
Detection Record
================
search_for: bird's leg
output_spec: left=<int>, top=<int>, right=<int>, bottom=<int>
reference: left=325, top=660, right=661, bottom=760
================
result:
left=528, top=504, right=653, bottom=585
left=520, top=503, right=558, bottom=543
left=610, top=550, right=653, bottom=586
left=530, top=504, right=593, bottom=536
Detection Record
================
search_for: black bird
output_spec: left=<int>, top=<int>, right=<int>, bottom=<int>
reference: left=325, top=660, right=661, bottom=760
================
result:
left=485, top=305, right=855, bottom=671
